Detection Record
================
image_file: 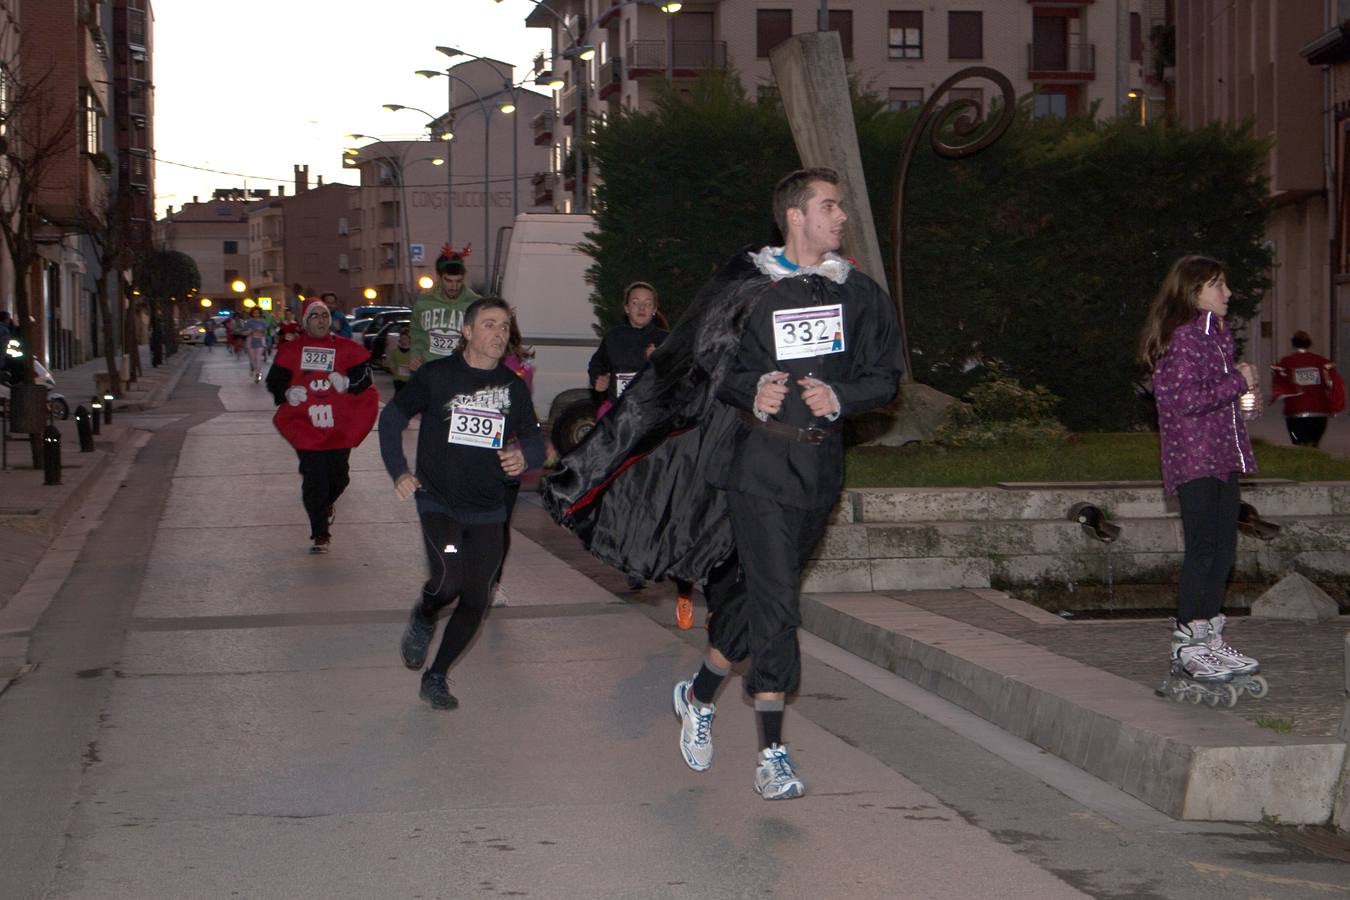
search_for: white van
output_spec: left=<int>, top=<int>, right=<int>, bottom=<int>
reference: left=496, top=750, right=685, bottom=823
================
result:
left=497, top=213, right=602, bottom=453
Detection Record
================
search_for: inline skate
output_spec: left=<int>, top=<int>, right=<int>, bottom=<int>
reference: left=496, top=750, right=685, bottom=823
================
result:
left=1204, top=613, right=1268, bottom=700
left=1156, top=620, right=1240, bottom=708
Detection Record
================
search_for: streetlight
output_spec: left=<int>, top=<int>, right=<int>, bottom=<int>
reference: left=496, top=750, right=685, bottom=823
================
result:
left=1127, top=90, right=1148, bottom=126
left=401, top=71, right=493, bottom=285
left=436, top=46, right=538, bottom=220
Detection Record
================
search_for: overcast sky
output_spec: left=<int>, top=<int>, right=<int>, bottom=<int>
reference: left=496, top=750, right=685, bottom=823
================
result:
left=152, top=0, right=548, bottom=216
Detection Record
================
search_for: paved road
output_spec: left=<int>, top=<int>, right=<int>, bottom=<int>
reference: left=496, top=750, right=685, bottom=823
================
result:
left=1, top=349, right=1347, bottom=899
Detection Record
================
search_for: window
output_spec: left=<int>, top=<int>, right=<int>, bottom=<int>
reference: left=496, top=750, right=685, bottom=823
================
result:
left=81, top=89, right=102, bottom=155
left=337, top=217, right=349, bottom=236
left=223, top=241, right=238, bottom=255
left=888, top=11, right=922, bottom=60
left=224, top=268, right=239, bottom=284
left=338, top=253, right=350, bottom=272
left=757, top=9, right=792, bottom=59
left=888, top=87, right=923, bottom=111
left=1033, top=92, right=1068, bottom=119
left=948, top=11, right=982, bottom=60
left=1130, top=13, right=1142, bottom=62
left=828, top=9, right=853, bottom=59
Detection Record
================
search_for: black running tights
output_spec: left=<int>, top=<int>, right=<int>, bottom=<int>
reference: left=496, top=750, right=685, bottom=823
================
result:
left=418, top=512, right=505, bottom=676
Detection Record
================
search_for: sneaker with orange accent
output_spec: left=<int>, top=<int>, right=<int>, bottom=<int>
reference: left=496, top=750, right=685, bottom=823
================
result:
left=675, top=593, right=695, bottom=630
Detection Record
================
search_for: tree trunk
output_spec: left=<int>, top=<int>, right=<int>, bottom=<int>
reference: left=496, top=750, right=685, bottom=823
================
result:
left=95, top=270, right=122, bottom=397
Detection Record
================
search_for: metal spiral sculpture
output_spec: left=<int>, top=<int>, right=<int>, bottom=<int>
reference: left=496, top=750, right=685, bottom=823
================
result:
left=891, top=66, right=1016, bottom=377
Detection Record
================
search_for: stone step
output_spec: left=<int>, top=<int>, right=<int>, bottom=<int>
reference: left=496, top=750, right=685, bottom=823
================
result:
left=802, top=592, right=1347, bottom=824
left=847, top=482, right=1350, bottom=524
left=803, top=517, right=1350, bottom=591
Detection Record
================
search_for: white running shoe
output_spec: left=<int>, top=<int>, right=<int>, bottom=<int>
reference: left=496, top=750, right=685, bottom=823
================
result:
left=672, top=679, right=714, bottom=771
left=1205, top=614, right=1260, bottom=674
left=754, top=744, right=805, bottom=800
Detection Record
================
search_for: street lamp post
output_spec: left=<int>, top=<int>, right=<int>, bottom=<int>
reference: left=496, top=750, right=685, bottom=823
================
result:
left=401, top=73, right=492, bottom=288
left=346, top=135, right=444, bottom=304
left=437, top=47, right=534, bottom=221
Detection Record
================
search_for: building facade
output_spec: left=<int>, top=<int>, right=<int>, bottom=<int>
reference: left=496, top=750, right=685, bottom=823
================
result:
left=246, top=170, right=355, bottom=312
left=1175, top=0, right=1329, bottom=386
left=1301, top=1, right=1350, bottom=372
left=346, top=58, right=554, bottom=297
left=521, top=0, right=1160, bottom=212
left=156, top=195, right=252, bottom=313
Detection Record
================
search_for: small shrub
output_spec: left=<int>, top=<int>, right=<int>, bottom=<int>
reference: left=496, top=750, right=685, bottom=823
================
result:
left=936, top=365, right=1070, bottom=449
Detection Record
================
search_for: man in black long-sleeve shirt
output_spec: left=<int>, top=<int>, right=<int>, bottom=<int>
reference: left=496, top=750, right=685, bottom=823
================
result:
left=379, top=297, right=546, bottom=710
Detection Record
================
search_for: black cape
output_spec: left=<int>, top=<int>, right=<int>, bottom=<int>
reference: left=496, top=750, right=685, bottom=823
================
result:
left=542, top=249, right=776, bottom=582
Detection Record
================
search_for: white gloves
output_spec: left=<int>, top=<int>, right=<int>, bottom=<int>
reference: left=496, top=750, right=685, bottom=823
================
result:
left=285, top=386, right=307, bottom=406
left=328, top=372, right=349, bottom=393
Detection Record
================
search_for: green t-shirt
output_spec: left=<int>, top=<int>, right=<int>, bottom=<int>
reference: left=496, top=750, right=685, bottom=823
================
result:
left=410, top=284, right=479, bottom=363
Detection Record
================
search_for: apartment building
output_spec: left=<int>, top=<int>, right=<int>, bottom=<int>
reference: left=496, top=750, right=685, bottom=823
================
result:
left=111, top=0, right=153, bottom=249
left=346, top=59, right=554, bottom=296
left=1302, top=3, right=1350, bottom=371
left=1175, top=1, right=1329, bottom=386
left=245, top=167, right=355, bottom=313
left=522, top=0, right=1162, bottom=212
left=156, top=195, right=252, bottom=311
left=19, top=0, right=112, bottom=368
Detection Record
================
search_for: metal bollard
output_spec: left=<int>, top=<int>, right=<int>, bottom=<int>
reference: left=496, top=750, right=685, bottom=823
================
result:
left=89, top=397, right=102, bottom=435
left=102, top=392, right=114, bottom=425
left=42, top=423, right=61, bottom=485
left=74, top=405, right=94, bottom=452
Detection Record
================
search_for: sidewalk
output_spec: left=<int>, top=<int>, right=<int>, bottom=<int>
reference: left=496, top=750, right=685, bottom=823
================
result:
left=0, top=344, right=190, bottom=625
left=1246, top=403, right=1350, bottom=456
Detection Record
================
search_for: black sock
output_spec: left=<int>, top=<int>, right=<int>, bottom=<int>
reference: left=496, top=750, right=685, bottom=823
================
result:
left=691, top=662, right=728, bottom=706
left=755, top=699, right=785, bottom=749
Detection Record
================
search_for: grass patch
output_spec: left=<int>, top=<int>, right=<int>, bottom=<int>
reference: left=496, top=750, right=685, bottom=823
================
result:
left=845, top=433, right=1350, bottom=488
left=1255, top=717, right=1294, bottom=734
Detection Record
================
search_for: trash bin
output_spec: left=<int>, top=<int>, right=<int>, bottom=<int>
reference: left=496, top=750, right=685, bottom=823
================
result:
left=8, top=383, right=49, bottom=435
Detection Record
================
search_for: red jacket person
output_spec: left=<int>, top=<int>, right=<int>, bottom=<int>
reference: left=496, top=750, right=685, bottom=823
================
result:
left=266, top=299, right=378, bottom=552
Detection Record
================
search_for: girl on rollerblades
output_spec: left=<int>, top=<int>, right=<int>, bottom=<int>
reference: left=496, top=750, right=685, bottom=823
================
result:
left=1138, top=255, right=1268, bottom=707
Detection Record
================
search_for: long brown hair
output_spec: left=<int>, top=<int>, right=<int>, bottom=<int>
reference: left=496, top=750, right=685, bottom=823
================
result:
left=1137, top=255, right=1228, bottom=370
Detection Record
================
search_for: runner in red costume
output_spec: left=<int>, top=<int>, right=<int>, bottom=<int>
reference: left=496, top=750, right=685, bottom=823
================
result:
left=1270, top=330, right=1344, bottom=448
left=266, top=299, right=378, bottom=552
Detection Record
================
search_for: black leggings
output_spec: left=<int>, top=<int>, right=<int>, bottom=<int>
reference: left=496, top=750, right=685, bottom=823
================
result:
left=1175, top=473, right=1241, bottom=624
left=295, top=448, right=351, bottom=539
left=418, top=512, right=505, bottom=676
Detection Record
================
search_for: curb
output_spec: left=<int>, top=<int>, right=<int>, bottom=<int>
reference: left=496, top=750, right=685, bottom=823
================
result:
left=802, top=592, right=1347, bottom=824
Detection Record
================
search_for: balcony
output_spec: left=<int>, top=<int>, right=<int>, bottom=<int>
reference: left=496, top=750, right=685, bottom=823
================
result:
left=597, top=55, right=622, bottom=100
left=1027, top=42, right=1096, bottom=80
left=532, top=172, right=559, bottom=207
left=532, top=110, right=556, bottom=146
left=625, top=40, right=728, bottom=78
left=560, top=85, right=579, bottom=125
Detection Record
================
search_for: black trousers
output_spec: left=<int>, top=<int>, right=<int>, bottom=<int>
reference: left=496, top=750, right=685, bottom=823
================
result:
left=1286, top=416, right=1327, bottom=447
left=295, top=448, right=351, bottom=539
left=418, top=512, right=505, bottom=676
left=705, top=491, right=832, bottom=696
left=1175, top=473, right=1241, bottom=624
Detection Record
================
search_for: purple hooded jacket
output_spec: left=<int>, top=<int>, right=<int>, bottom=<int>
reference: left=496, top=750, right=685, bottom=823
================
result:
left=1152, top=310, right=1256, bottom=495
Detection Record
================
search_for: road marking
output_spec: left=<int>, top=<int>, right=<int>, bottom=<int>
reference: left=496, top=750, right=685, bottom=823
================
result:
left=1187, top=861, right=1350, bottom=893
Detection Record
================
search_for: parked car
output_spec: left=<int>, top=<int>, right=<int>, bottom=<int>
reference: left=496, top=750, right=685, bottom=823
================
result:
left=362, top=309, right=412, bottom=352
left=349, top=318, right=375, bottom=341
left=179, top=315, right=229, bottom=344
left=368, top=317, right=411, bottom=371
left=353, top=305, right=408, bottom=321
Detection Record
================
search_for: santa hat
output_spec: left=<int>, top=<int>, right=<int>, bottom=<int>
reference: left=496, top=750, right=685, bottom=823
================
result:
left=303, top=299, right=330, bottom=321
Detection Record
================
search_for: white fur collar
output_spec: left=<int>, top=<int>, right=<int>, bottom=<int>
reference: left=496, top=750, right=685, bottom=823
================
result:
left=748, top=246, right=852, bottom=285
